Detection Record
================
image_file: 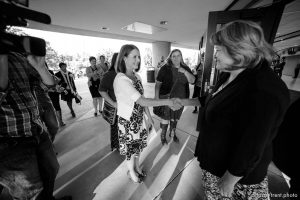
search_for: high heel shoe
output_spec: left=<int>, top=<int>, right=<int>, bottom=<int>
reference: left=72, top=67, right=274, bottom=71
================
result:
left=173, top=134, right=179, bottom=143
left=127, top=170, right=142, bottom=184
left=137, top=170, right=147, bottom=179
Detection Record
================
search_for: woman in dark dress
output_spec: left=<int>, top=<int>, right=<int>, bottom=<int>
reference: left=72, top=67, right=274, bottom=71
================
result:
left=48, top=69, right=65, bottom=127
left=178, top=20, right=290, bottom=199
left=99, top=53, right=119, bottom=151
left=191, top=62, right=203, bottom=113
left=155, top=49, right=195, bottom=144
left=86, top=56, right=105, bottom=116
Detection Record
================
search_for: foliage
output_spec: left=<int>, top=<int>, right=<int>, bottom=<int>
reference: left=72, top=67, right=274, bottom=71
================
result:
left=95, top=48, right=114, bottom=65
left=6, top=26, right=28, bottom=36
left=46, top=41, right=60, bottom=70
left=144, top=47, right=153, bottom=67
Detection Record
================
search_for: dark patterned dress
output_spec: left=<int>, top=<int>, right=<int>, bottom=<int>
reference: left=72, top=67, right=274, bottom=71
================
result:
left=202, top=170, right=270, bottom=200
left=118, top=77, right=148, bottom=160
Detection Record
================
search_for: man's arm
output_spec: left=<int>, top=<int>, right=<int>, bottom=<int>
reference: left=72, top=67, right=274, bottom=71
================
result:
left=27, top=56, right=55, bottom=86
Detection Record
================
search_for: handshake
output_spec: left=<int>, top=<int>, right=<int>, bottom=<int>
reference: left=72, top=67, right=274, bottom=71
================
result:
left=169, top=98, right=183, bottom=111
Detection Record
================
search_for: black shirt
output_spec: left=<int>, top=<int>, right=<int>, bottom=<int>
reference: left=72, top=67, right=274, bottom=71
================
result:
left=195, top=60, right=290, bottom=184
left=99, top=70, right=117, bottom=102
left=156, top=64, right=192, bottom=97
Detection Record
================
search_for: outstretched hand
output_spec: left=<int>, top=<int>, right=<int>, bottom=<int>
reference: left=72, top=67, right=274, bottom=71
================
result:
left=169, top=98, right=183, bottom=110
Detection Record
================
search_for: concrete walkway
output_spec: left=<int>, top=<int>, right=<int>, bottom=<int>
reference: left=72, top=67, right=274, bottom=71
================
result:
left=52, top=82, right=290, bottom=200
left=0, top=81, right=292, bottom=200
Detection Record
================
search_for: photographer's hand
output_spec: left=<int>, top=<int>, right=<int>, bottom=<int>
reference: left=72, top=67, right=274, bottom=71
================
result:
left=0, top=55, right=9, bottom=91
left=27, top=55, right=55, bottom=86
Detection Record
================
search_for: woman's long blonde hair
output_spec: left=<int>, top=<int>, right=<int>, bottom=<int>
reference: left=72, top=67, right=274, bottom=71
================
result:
left=211, top=20, right=275, bottom=69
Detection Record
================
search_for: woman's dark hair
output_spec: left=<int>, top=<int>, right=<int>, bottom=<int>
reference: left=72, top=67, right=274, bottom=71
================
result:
left=89, top=56, right=96, bottom=62
left=109, top=52, right=119, bottom=72
left=165, top=49, right=188, bottom=68
left=115, top=44, right=140, bottom=73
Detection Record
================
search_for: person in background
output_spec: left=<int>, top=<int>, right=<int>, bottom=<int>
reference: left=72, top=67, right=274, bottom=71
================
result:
left=99, top=52, right=119, bottom=151
left=273, top=56, right=286, bottom=77
left=113, top=44, right=180, bottom=184
left=154, top=49, right=195, bottom=145
left=86, top=56, right=104, bottom=116
left=273, top=97, right=300, bottom=196
left=177, top=20, right=290, bottom=199
left=191, top=61, right=203, bottom=113
left=35, top=63, right=59, bottom=142
left=48, top=68, right=66, bottom=127
left=55, top=62, right=77, bottom=118
left=293, top=63, right=300, bottom=79
left=0, top=53, right=71, bottom=200
left=99, top=55, right=109, bottom=73
left=157, top=56, right=165, bottom=69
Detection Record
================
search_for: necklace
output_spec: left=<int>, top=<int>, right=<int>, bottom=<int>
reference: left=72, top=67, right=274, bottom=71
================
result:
left=212, top=80, right=229, bottom=96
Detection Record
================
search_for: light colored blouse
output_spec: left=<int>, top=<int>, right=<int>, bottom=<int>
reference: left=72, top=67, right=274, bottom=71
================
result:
left=113, top=73, right=142, bottom=121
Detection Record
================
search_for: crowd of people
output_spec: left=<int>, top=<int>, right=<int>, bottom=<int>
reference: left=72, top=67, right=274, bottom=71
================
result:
left=1, top=19, right=299, bottom=200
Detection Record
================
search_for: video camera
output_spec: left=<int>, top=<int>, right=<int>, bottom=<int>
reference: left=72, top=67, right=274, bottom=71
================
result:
left=0, top=0, right=51, bottom=56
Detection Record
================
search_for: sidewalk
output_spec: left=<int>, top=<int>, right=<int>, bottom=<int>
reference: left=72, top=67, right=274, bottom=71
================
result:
left=52, top=82, right=290, bottom=200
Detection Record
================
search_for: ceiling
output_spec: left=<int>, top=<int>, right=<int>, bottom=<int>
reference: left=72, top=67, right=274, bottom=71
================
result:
left=27, top=0, right=300, bottom=51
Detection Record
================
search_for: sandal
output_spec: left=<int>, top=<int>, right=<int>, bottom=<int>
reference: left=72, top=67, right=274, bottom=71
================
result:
left=127, top=170, right=142, bottom=184
left=137, top=170, right=147, bottom=178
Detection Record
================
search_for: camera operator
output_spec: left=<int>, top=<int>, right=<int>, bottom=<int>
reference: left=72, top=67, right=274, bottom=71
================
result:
left=0, top=41, right=71, bottom=200
left=35, top=63, right=60, bottom=142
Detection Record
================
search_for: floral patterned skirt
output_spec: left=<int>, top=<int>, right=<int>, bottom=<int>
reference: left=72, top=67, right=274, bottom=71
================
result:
left=118, top=116, right=148, bottom=160
left=202, top=170, right=270, bottom=200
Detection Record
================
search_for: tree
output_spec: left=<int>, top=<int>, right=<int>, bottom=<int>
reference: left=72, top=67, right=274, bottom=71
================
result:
left=6, top=26, right=28, bottom=36
left=96, top=48, right=114, bottom=64
left=144, top=47, right=152, bottom=67
left=46, top=41, right=60, bottom=70
left=6, top=26, right=60, bottom=70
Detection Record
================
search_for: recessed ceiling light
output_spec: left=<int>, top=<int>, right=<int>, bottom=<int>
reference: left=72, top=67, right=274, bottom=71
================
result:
left=122, top=22, right=167, bottom=34
left=160, top=21, right=168, bottom=25
left=101, top=27, right=109, bottom=30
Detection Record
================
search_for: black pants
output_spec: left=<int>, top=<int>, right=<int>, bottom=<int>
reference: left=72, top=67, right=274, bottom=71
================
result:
left=48, top=92, right=61, bottom=111
left=0, top=132, right=59, bottom=200
left=294, top=66, right=300, bottom=78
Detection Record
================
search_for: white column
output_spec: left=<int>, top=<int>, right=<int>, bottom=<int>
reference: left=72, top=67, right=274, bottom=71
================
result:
left=152, top=41, right=171, bottom=72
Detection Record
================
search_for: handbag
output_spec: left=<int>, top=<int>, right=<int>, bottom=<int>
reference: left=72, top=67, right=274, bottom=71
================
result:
left=102, top=100, right=117, bottom=125
left=74, top=93, right=82, bottom=104
left=153, top=106, right=165, bottom=116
